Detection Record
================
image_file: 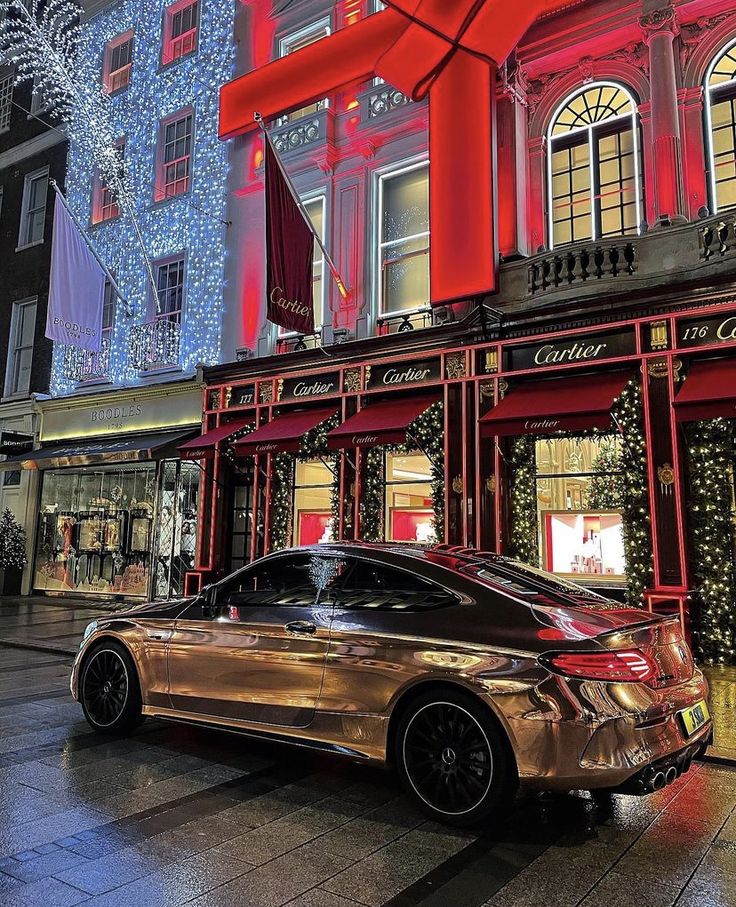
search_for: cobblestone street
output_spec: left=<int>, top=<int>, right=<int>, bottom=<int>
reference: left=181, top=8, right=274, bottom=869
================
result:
left=0, top=617, right=734, bottom=907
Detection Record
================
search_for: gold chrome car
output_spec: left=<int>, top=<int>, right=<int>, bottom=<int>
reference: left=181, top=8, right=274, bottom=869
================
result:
left=71, top=544, right=712, bottom=825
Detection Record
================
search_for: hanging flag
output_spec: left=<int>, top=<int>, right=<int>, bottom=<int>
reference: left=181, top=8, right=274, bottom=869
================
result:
left=45, top=196, right=106, bottom=352
left=265, top=140, right=315, bottom=335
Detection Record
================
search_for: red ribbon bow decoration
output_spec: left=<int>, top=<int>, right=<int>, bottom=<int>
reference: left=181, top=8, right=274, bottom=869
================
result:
left=220, top=0, right=570, bottom=306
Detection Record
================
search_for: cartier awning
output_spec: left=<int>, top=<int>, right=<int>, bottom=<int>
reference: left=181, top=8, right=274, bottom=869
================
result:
left=673, top=358, right=736, bottom=422
left=178, top=417, right=254, bottom=461
left=233, top=407, right=338, bottom=456
left=0, top=430, right=197, bottom=471
left=326, top=394, right=441, bottom=449
left=479, top=371, right=630, bottom=437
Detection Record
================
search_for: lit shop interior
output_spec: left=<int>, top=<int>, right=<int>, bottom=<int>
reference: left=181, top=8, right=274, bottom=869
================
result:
left=33, top=461, right=199, bottom=599
left=534, top=435, right=626, bottom=582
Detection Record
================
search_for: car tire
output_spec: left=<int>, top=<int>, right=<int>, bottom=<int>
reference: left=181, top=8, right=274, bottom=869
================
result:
left=394, top=688, right=516, bottom=827
left=79, top=640, right=144, bottom=735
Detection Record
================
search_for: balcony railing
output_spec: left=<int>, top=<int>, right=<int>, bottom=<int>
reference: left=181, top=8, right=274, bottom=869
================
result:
left=700, top=215, right=736, bottom=260
left=272, top=106, right=331, bottom=156
left=527, top=241, right=638, bottom=295
left=62, top=338, right=111, bottom=383
left=377, top=305, right=435, bottom=336
left=129, top=319, right=181, bottom=372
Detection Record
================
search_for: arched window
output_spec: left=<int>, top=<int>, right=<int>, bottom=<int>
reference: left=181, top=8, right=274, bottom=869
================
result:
left=547, top=83, right=642, bottom=248
left=705, top=40, right=736, bottom=213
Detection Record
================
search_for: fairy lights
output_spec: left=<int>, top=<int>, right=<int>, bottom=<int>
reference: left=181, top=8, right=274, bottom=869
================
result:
left=44, top=0, right=234, bottom=393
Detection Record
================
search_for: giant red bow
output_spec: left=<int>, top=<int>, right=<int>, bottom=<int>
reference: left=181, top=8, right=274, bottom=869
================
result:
left=220, top=0, right=570, bottom=306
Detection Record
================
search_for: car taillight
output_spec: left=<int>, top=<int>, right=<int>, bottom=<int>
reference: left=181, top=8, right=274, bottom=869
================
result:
left=542, top=649, right=659, bottom=685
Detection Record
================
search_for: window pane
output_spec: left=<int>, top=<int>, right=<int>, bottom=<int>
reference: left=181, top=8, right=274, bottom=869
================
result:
left=382, top=167, right=429, bottom=242
left=382, top=236, right=430, bottom=313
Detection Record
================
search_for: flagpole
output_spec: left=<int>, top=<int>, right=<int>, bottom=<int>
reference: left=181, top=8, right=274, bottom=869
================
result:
left=254, top=113, right=350, bottom=301
left=49, top=180, right=132, bottom=316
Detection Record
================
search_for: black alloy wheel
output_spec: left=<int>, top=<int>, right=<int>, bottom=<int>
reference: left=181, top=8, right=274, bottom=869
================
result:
left=80, top=641, right=143, bottom=734
left=395, top=689, right=514, bottom=826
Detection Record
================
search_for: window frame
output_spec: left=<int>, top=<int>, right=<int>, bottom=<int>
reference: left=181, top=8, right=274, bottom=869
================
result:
left=0, top=65, right=13, bottom=134
left=154, top=107, right=194, bottom=203
left=161, top=0, right=199, bottom=67
left=277, top=18, right=331, bottom=124
left=102, top=30, right=134, bottom=95
left=17, top=166, right=49, bottom=250
left=374, top=157, right=430, bottom=323
left=150, top=252, right=187, bottom=324
left=705, top=37, right=736, bottom=215
left=91, top=138, right=125, bottom=225
left=4, top=296, right=37, bottom=398
left=546, top=81, right=642, bottom=250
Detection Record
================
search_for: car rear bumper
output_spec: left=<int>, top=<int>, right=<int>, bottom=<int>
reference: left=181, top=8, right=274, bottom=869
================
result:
left=503, top=667, right=712, bottom=792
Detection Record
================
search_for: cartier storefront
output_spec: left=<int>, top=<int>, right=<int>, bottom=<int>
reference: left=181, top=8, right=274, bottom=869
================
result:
left=183, top=302, right=736, bottom=663
left=1, top=380, right=202, bottom=601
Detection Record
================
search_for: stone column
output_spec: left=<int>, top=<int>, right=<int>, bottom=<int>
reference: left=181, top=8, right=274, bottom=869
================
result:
left=640, top=3, right=687, bottom=225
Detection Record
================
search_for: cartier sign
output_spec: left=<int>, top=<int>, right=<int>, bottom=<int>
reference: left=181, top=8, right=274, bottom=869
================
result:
left=368, top=359, right=441, bottom=390
left=280, top=372, right=340, bottom=401
left=677, top=314, right=736, bottom=349
left=505, top=329, right=636, bottom=372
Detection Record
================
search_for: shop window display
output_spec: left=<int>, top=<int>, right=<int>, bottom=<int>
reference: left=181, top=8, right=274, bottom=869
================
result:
left=34, top=461, right=199, bottom=598
left=293, top=459, right=334, bottom=546
left=34, top=465, right=156, bottom=596
left=535, top=436, right=626, bottom=581
left=385, top=450, right=436, bottom=543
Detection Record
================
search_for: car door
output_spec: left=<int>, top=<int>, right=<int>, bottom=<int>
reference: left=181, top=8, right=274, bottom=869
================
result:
left=320, top=556, right=462, bottom=717
left=166, top=553, right=343, bottom=727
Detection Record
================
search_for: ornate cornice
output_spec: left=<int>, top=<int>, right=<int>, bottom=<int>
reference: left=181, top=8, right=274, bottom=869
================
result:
left=679, top=14, right=730, bottom=70
left=521, top=42, right=649, bottom=115
left=639, top=5, right=679, bottom=40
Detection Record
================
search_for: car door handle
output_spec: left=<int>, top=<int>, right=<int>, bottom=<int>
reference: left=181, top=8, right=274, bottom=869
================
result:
left=285, top=620, right=317, bottom=635
left=146, top=629, right=173, bottom=641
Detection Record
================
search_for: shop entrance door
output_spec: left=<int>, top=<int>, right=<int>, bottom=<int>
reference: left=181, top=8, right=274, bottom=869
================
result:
left=154, top=460, right=200, bottom=599
left=228, top=473, right=253, bottom=573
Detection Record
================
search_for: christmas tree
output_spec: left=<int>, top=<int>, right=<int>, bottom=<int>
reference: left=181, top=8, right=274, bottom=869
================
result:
left=0, top=507, right=28, bottom=570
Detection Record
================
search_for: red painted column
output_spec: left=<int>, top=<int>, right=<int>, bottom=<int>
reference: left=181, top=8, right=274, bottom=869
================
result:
left=497, top=90, right=529, bottom=260
left=640, top=4, right=687, bottom=226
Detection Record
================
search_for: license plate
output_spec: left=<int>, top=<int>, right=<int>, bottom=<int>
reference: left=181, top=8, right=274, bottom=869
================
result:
left=679, top=700, right=710, bottom=737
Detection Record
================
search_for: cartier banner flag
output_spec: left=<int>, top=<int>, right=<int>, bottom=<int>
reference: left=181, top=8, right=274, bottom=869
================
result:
left=265, top=141, right=315, bottom=335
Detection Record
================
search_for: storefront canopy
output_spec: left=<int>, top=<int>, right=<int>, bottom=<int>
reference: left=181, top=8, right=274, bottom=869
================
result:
left=479, top=371, right=630, bottom=437
left=178, top=417, right=254, bottom=461
left=673, top=359, right=736, bottom=422
left=0, top=429, right=197, bottom=471
left=233, top=407, right=338, bottom=456
left=326, top=394, right=441, bottom=449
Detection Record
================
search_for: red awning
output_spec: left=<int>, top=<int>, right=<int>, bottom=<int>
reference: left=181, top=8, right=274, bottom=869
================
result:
left=326, top=394, right=441, bottom=449
left=479, top=371, right=630, bottom=437
left=233, top=407, right=338, bottom=456
left=674, top=359, right=736, bottom=422
left=178, top=418, right=253, bottom=461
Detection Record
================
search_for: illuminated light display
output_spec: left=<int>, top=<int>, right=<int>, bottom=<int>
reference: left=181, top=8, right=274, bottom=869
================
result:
left=219, top=0, right=571, bottom=306
left=51, top=0, right=234, bottom=394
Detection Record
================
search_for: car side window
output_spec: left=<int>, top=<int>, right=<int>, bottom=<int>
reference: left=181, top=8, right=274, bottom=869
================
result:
left=336, top=559, right=457, bottom=612
left=221, top=555, right=346, bottom=612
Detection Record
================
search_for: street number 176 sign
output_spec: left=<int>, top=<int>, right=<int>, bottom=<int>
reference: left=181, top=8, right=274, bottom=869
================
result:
left=677, top=314, right=736, bottom=348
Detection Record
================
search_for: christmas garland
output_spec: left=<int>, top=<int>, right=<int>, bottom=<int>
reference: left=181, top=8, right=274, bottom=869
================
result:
left=505, top=378, right=652, bottom=605
left=359, top=401, right=445, bottom=543
left=507, top=436, right=539, bottom=565
left=611, top=379, right=653, bottom=607
left=685, top=418, right=736, bottom=664
left=268, top=414, right=341, bottom=552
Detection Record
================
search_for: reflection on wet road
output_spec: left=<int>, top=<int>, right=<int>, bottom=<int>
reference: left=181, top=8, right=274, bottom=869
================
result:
left=0, top=647, right=734, bottom=907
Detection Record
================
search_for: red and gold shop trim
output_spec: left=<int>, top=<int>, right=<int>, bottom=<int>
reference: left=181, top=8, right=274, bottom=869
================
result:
left=185, top=303, right=736, bottom=632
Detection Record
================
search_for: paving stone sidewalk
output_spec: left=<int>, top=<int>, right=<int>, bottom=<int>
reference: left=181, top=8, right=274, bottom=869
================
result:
left=0, top=646, right=734, bottom=907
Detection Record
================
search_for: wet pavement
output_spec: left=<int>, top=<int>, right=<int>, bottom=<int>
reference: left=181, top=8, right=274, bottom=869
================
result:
left=0, top=613, right=735, bottom=906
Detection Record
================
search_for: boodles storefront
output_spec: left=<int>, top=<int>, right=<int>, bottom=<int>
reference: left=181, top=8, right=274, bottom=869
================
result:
left=1, top=381, right=203, bottom=601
